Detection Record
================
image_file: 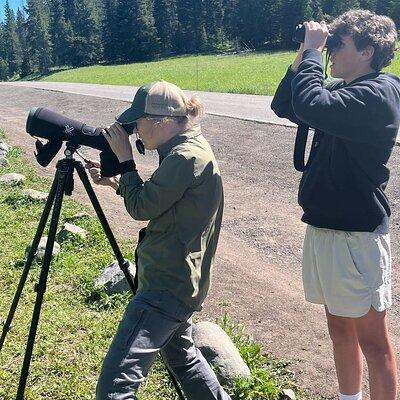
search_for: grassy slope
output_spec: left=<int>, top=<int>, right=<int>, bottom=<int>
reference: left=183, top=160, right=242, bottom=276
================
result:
left=0, top=130, right=316, bottom=399
left=40, top=52, right=295, bottom=96
left=39, top=50, right=400, bottom=96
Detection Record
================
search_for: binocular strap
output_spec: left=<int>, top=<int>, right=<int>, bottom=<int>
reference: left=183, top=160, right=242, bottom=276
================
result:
left=294, top=123, right=322, bottom=172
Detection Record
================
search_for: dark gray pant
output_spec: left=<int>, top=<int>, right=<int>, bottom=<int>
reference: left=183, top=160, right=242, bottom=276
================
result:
left=96, top=290, right=232, bottom=400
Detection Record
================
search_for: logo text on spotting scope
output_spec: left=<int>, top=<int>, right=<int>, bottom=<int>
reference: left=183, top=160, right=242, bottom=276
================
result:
left=63, top=125, right=74, bottom=136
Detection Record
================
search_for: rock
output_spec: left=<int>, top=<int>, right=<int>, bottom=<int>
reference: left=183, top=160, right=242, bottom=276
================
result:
left=0, top=156, right=9, bottom=168
left=0, top=173, right=25, bottom=185
left=25, top=236, right=61, bottom=262
left=94, top=261, right=136, bottom=295
left=283, top=389, right=296, bottom=399
left=21, top=189, right=48, bottom=201
left=66, top=212, right=93, bottom=221
left=192, top=321, right=251, bottom=385
left=57, top=222, right=88, bottom=242
left=0, top=141, right=10, bottom=153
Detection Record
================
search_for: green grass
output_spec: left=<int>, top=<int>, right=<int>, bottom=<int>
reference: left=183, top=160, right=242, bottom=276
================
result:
left=0, top=129, right=317, bottom=399
left=39, top=52, right=295, bottom=95
left=38, top=50, right=400, bottom=96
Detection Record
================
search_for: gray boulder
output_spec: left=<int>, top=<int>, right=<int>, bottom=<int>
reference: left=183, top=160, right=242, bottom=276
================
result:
left=94, top=260, right=136, bottom=295
left=21, top=189, right=48, bottom=201
left=25, top=236, right=61, bottom=262
left=0, top=156, right=9, bottom=168
left=0, top=173, right=25, bottom=185
left=57, top=222, right=88, bottom=242
left=192, top=321, right=251, bottom=385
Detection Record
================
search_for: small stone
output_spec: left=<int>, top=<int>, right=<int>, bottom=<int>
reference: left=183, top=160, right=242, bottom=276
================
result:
left=57, top=222, right=88, bottom=242
left=0, top=173, right=25, bottom=185
left=283, top=389, right=296, bottom=399
left=25, top=236, right=61, bottom=262
left=95, top=261, right=136, bottom=295
left=66, top=212, right=93, bottom=221
left=0, top=156, right=9, bottom=168
left=0, top=141, right=10, bottom=153
left=21, top=189, right=48, bottom=201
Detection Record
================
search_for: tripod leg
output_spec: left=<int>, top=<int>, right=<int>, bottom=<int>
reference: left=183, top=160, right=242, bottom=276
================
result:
left=75, top=163, right=136, bottom=292
left=16, top=162, right=71, bottom=400
left=0, top=171, right=59, bottom=351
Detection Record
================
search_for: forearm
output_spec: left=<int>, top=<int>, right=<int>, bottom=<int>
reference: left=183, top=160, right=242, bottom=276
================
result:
left=291, top=43, right=305, bottom=73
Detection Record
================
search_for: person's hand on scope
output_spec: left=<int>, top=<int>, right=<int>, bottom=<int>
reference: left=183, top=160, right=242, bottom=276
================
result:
left=85, top=160, right=120, bottom=190
left=303, top=20, right=329, bottom=52
left=102, top=122, right=134, bottom=163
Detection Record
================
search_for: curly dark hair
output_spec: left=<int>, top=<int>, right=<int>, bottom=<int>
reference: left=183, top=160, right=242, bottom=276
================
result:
left=330, top=9, right=397, bottom=71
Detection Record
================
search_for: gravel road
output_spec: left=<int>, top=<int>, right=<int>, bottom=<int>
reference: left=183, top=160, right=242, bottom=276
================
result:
left=0, top=84, right=399, bottom=399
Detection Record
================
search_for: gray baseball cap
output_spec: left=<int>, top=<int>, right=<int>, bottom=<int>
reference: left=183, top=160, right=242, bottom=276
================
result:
left=116, top=80, right=188, bottom=124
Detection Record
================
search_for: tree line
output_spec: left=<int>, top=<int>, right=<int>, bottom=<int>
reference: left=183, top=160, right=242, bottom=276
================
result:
left=1, top=0, right=399, bottom=80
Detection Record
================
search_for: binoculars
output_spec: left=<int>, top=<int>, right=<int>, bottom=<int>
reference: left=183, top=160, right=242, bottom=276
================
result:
left=292, top=23, right=342, bottom=51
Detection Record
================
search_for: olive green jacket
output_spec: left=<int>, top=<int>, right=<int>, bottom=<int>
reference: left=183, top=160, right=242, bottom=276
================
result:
left=119, top=125, right=223, bottom=310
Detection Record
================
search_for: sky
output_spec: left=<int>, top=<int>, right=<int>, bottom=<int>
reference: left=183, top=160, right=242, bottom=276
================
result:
left=0, top=0, right=25, bottom=20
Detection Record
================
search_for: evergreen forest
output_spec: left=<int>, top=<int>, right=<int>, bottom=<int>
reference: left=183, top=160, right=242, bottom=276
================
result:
left=1, top=0, right=399, bottom=80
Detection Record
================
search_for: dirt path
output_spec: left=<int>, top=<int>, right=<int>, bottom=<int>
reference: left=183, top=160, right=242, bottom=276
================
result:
left=1, top=86, right=400, bottom=399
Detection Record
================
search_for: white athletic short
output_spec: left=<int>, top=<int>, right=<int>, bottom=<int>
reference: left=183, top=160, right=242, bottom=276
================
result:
left=302, top=225, right=392, bottom=317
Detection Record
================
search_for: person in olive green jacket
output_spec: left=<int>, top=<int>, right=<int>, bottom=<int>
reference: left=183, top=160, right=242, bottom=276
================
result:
left=87, top=80, right=230, bottom=400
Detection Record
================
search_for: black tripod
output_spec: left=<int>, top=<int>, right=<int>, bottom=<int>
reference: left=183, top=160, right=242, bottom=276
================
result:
left=0, top=143, right=185, bottom=400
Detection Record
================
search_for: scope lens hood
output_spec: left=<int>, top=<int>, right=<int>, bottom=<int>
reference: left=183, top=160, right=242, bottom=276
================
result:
left=26, top=107, right=42, bottom=134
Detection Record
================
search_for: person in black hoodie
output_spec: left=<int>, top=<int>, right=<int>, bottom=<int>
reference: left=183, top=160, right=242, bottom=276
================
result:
left=271, top=10, right=400, bottom=400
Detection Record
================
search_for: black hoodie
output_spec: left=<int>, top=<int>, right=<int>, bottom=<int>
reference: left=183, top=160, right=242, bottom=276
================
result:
left=271, top=48, right=400, bottom=233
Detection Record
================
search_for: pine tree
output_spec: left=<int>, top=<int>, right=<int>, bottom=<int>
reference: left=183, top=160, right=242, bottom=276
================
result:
left=133, top=0, right=160, bottom=60
left=114, top=0, right=160, bottom=62
left=102, top=0, right=119, bottom=62
left=222, top=0, right=239, bottom=48
left=203, top=0, right=230, bottom=51
left=25, top=0, right=52, bottom=74
left=280, top=0, right=313, bottom=48
left=176, top=0, right=206, bottom=53
left=263, top=0, right=284, bottom=49
left=390, top=0, right=400, bottom=26
left=48, top=0, right=74, bottom=66
left=310, top=0, right=324, bottom=20
left=0, top=23, right=9, bottom=79
left=70, top=0, right=103, bottom=66
left=376, top=0, right=394, bottom=15
left=332, top=0, right=361, bottom=15
left=153, top=0, right=179, bottom=54
left=360, top=0, right=378, bottom=10
left=16, top=9, right=30, bottom=76
left=4, top=0, right=23, bottom=76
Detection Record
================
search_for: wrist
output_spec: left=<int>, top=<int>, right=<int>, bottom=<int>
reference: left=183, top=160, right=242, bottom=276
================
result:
left=110, top=177, right=119, bottom=191
left=117, top=154, right=133, bottom=163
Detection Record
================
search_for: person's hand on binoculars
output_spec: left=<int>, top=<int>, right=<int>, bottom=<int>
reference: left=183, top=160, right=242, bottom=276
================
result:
left=85, top=160, right=120, bottom=190
left=102, top=122, right=134, bottom=162
left=303, top=20, right=329, bottom=52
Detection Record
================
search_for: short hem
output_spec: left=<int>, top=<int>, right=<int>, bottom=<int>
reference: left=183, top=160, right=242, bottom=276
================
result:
left=305, top=296, right=325, bottom=305
left=326, top=303, right=391, bottom=318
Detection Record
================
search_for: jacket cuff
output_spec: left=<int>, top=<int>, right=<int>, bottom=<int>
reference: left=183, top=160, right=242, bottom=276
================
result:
left=283, top=66, right=296, bottom=81
left=117, top=170, right=143, bottom=197
left=301, top=48, right=323, bottom=65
